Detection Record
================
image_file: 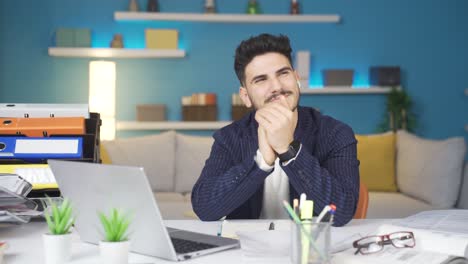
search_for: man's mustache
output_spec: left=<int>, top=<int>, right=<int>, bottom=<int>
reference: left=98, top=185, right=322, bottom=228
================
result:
left=265, top=90, right=293, bottom=103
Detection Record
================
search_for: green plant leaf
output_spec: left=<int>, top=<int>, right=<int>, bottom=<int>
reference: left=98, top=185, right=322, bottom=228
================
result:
left=63, top=218, right=75, bottom=235
left=44, top=210, right=55, bottom=234
left=99, top=212, right=113, bottom=241
left=56, top=204, right=73, bottom=234
left=116, top=218, right=130, bottom=241
left=43, top=197, right=74, bottom=235
left=112, top=209, right=120, bottom=241
left=98, top=208, right=132, bottom=242
left=377, top=87, right=417, bottom=133
left=51, top=203, right=61, bottom=234
left=59, top=198, right=70, bottom=219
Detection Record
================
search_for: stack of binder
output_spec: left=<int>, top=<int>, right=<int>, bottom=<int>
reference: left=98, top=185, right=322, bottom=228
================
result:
left=0, top=104, right=101, bottom=199
left=0, top=173, right=38, bottom=224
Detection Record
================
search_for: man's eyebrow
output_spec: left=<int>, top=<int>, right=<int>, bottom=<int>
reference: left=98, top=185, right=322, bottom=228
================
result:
left=250, top=74, right=267, bottom=84
left=276, top=66, right=293, bottom=74
left=249, top=66, right=293, bottom=84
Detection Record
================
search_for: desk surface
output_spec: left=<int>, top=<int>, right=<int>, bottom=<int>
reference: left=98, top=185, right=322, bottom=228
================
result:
left=0, top=219, right=387, bottom=264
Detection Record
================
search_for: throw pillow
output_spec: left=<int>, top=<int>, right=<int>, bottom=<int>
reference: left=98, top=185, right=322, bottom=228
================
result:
left=356, top=132, right=398, bottom=192
left=175, top=133, right=214, bottom=193
left=99, top=143, right=112, bottom=164
left=396, top=130, right=466, bottom=208
left=101, top=130, right=176, bottom=192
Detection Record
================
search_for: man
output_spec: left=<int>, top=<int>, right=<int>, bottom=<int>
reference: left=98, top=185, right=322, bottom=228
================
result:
left=191, top=34, right=359, bottom=227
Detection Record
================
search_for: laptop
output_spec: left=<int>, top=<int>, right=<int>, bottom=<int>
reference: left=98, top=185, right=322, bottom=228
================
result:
left=47, top=160, right=239, bottom=261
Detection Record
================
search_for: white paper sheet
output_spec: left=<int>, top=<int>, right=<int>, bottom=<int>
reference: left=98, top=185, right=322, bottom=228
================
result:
left=394, top=210, right=468, bottom=235
left=332, top=247, right=457, bottom=264
left=221, top=219, right=291, bottom=238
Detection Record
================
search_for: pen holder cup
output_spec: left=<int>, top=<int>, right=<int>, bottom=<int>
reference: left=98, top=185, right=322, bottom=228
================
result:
left=291, top=222, right=331, bottom=264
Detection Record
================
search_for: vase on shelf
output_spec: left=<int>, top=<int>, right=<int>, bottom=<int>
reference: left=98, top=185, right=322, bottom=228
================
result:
left=147, top=0, right=158, bottom=12
left=205, top=0, right=216, bottom=14
left=290, top=0, right=300, bottom=15
left=246, top=0, right=261, bottom=14
left=110, top=34, right=124, bottom=48
left=129, top=0, right=139, bottom=12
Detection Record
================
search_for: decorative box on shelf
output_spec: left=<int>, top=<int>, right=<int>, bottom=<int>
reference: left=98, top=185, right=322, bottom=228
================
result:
left=145, top=29, right=178, bottom=50
left=322, top=69, right=354, bottom=86
left=182, top=105, right=217, bottom=121
left=136, top=104, right=166, bottom=121
left=55, top=28, right=91, bottom=47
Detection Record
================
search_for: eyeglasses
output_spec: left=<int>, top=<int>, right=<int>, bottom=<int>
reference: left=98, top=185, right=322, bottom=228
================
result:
left=353, top=231, right=416, bottom=255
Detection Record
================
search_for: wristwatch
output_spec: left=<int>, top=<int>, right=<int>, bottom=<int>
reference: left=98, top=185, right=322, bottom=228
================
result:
left=278, top=140, right=301, bottom=163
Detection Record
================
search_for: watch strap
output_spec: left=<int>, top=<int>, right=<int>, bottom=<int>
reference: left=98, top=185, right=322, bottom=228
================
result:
left=278, top=140, right=301, bottom=163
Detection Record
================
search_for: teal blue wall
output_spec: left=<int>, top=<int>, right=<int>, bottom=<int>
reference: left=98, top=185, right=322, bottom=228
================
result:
left=1, top=0, right=467, bottom=144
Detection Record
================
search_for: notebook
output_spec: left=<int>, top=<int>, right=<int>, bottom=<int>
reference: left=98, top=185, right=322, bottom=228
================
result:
left=47, top=160, right=239, bottom=261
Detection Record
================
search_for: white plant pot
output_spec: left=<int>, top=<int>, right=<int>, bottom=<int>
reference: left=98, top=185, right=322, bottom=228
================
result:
left=99, top=240, right=130, bottom=264
left=43, top=233, right=72, bottom=264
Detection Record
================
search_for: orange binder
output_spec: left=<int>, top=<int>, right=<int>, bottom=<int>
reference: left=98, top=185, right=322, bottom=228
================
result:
left=0, top=117, right=85, bottom=137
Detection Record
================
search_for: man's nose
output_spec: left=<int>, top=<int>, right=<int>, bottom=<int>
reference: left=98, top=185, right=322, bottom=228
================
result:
left=269, top=77, right=283, bottom=93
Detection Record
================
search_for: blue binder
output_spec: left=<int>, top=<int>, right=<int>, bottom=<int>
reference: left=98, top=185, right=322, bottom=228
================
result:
left=0, top=136, right=83, bottom=160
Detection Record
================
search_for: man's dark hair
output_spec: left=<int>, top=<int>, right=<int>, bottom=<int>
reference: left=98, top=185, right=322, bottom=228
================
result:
left=234, top=33, right=293, bottom=86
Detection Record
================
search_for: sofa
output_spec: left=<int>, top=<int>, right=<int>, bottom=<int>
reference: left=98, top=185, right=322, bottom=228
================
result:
left=101, top=130, right=468, bottom=220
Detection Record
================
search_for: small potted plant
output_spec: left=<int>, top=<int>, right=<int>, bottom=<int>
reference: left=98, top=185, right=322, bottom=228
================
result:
left=98, top=208, right=131, bottom=264
left=377, top=86, right=417, bottom=132
left=42, top=197, right=75, bottom=264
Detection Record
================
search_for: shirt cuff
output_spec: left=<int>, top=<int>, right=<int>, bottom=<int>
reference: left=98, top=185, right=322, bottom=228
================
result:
left=282, top=143, right=302, bottom=166
left=254, top=149, right=274, bottom=172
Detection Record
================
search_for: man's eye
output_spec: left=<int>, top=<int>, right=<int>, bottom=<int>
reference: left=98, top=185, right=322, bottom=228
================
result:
left=255, top=79, right=266, bottom=83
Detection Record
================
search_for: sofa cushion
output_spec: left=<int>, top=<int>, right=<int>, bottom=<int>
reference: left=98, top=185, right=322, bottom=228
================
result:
left=175, top=133, right=214, bottom=193
left=396, top=130, right=466, bottom=208
left=100, top=143, right=112, bottom=164
left=367, top=192, right=435, bottom=218
left=156, top=201, right=196, bottom=220
left=154, top=192, right=185, bottom=202
left=356, top=132, right=397, bottom=192
left=101, top=130, right=176, bottom=192
left=456, top=162, right=468, bottom=209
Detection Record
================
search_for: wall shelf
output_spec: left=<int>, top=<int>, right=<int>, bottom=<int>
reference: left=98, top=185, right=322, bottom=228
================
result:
left=48, top=47, right=186, bottom=58
left=114, top=12, right=340, bottom=23
left=300, top=86, right=395, bottom=94
left=116, top=121, right=231, bottom=131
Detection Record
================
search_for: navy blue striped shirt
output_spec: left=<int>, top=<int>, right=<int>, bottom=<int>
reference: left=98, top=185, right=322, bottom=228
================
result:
left=191, top=106, right=360, bottom=226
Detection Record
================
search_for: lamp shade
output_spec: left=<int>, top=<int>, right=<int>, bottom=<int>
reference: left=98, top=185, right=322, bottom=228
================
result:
left=89, top=61, right=116, bottom=140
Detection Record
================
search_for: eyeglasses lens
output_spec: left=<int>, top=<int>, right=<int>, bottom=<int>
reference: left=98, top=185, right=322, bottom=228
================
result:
left=389, top=232, right=415, bottom=248
left=356, top=236, right=383, bottom=254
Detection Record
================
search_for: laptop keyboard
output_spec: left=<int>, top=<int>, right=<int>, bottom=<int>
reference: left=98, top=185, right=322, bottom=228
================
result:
left=170, top=237, right=218, bottom=254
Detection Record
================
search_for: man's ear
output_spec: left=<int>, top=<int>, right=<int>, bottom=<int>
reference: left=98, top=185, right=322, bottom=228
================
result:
left=239, top=86, right=252, bottom=108
left=293, top=70, right=302, bottom=89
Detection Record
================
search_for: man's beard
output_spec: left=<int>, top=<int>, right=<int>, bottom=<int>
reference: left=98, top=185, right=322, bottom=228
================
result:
left=265, top=90, right=293, bottom=104
left=248, top=89, right=299, bottom=111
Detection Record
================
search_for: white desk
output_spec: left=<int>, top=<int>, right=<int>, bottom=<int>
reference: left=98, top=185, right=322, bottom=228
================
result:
left=0, top=219, right=387, bottom=264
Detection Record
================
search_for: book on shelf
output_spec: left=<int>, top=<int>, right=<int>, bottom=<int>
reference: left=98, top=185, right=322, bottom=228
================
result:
left=183, top=93, right=217, bottom=106
left=181, top=93, right=218, bottom=121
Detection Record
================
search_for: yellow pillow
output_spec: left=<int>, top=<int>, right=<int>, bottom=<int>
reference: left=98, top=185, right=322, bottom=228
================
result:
left=100, top=143, right=112, bottom=164
left=356, top=132, right=397, bottom=192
